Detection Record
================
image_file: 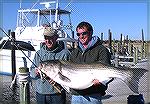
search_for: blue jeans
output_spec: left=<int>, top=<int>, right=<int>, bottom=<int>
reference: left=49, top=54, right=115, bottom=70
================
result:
left=71, top=94, right=102, bottom=104
left=36, top=92, right=66, bottom=104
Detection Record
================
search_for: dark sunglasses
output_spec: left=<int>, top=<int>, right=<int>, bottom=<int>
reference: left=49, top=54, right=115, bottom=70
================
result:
left=44, top=35, right=57, bottom=40
left=77, top=31, right=89, bottom=36
left=44, top=36, right=51, bottom=40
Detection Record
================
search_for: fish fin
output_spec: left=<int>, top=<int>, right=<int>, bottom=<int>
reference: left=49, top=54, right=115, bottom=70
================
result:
left=58, top=72, right=71, bottom=82
left=59, top=60, right=69, bottom=65
left=106, top=78, right=115, bottom=85
left=124, top=68, right=147, bottom=93
left=61, top=85, right=70, bottom=93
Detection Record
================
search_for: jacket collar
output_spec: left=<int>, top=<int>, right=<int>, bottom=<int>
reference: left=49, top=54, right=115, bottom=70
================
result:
left=78, top=36, right=102, bottom=52
left=40, top=42, right=63, bottom=53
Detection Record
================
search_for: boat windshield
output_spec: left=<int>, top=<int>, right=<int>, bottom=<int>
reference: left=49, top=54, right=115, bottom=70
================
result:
left=17, top=9, right=71, bottom=27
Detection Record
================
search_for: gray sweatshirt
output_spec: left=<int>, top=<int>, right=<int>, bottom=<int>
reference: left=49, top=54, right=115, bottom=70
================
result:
left=30, top=42, right=70, bottom=94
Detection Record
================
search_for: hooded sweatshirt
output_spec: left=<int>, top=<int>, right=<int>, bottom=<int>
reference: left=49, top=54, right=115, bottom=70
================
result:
left=70, top=36, right=111, bottom=95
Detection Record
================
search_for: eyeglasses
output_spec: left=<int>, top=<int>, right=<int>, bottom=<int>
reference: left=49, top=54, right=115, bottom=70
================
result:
left=76, top=31, right=89, bottom=36
left=44, top=36, right=51, bottom=40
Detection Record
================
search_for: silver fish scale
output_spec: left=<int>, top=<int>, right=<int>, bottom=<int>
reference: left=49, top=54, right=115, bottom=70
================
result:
left=40, top=60, right=147, bottom=93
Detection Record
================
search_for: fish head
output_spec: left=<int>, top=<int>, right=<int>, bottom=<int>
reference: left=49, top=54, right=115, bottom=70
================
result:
left=40, top=60, right=61, bottom=78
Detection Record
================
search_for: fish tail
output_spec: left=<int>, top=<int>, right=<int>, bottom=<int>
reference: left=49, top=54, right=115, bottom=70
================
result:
left=124, top=68, right=147, bottom=93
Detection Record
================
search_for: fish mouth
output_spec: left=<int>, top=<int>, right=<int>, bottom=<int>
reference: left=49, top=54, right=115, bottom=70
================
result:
left=58, top=72, right=71, bottom=82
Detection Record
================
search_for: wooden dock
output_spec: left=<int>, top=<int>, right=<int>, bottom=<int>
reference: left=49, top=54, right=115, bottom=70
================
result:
left=102, top=59, right=150, bottom=104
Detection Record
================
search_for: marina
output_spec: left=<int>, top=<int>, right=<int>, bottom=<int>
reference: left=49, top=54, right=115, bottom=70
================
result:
left=0, top=0, right=75, bottom=75
left=0, top=60, right=149, bottom=104
left=0, top=0, right=150, bottom=104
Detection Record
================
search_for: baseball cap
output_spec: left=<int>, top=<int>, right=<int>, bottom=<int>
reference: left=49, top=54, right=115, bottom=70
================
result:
left=43, top=27, right=58, bottom=37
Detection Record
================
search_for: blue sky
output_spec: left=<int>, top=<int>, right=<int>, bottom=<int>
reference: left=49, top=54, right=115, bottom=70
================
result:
left=0, top=0, right=149, bottom=40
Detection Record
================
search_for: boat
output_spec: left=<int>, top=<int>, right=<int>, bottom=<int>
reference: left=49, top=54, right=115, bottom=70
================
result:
left=111, top=54, right=149, bottom=68
left=0, top=0, right=76, bottom=75
left=118, top=55, right=135, bottom=67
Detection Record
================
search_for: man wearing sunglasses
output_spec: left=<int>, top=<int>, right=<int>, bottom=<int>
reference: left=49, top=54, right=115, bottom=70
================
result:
left=30, top=26, right=70, bottom=104
left=70, top=21, right=113, bottom=104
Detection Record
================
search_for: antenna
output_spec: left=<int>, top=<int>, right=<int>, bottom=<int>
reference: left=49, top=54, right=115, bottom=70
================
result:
left=20, top=0, right=22, bottom=9
left=55, top=0, right=59, bottom=22
left=64, top=0, right=72, bottom=10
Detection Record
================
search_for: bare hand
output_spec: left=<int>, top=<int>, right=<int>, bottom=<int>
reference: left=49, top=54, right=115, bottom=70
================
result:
left=36, top=64, right=44, bottom=77
left=92, top=79, right=101, bottom=86
left=35, top=68, right=40, bottom=76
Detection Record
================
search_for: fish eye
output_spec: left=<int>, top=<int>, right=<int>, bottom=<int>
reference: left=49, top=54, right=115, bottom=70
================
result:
left=50, top=64, right=53, bottom=67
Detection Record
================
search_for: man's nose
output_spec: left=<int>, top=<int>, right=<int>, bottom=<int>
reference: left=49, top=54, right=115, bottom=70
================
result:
left=79, top=35, right=84, bottom=38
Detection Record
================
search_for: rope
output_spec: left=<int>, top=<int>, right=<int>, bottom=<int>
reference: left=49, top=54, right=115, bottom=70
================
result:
left=18, top=72, right=30, bottom=82
left=10, top=72, right=30, bottom=88
left=22, top=81, right=28, bottom=102
left=10, top=74, right=17, bottom=89
left=17, top=72, right=30, bottom=101
left=0, top=38, right=9, bottom=49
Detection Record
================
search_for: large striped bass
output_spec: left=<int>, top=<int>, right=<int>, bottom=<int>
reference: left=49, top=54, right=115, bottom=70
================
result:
left=38, top=60, right=148, bottom=93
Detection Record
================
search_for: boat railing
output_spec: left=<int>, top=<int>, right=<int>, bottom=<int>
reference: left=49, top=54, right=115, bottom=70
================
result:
left=16, top=1, right=72, bottom=37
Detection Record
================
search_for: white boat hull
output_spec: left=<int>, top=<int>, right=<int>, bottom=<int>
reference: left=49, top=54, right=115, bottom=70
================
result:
left=0, top=49, right=35, bottom=75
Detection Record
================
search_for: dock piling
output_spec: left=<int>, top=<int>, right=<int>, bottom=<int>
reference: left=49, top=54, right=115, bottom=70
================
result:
left=11, top=32, right=16, bottom=81
left=18, top=67, right=30, bottom=104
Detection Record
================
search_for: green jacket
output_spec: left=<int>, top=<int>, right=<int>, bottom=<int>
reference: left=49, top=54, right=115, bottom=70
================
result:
left=70, top=36, right=111, bottom=96
left=30, top=42, right=70, bottom=94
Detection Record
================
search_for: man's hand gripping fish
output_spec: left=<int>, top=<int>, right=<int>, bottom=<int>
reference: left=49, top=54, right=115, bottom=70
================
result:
left=38, top=60, right=148, bottom=94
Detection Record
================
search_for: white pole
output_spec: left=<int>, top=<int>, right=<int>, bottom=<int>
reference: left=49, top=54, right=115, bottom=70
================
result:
left=55, top=0, right=59, bottom=22
left=20, top=0, right=22, bottom=9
